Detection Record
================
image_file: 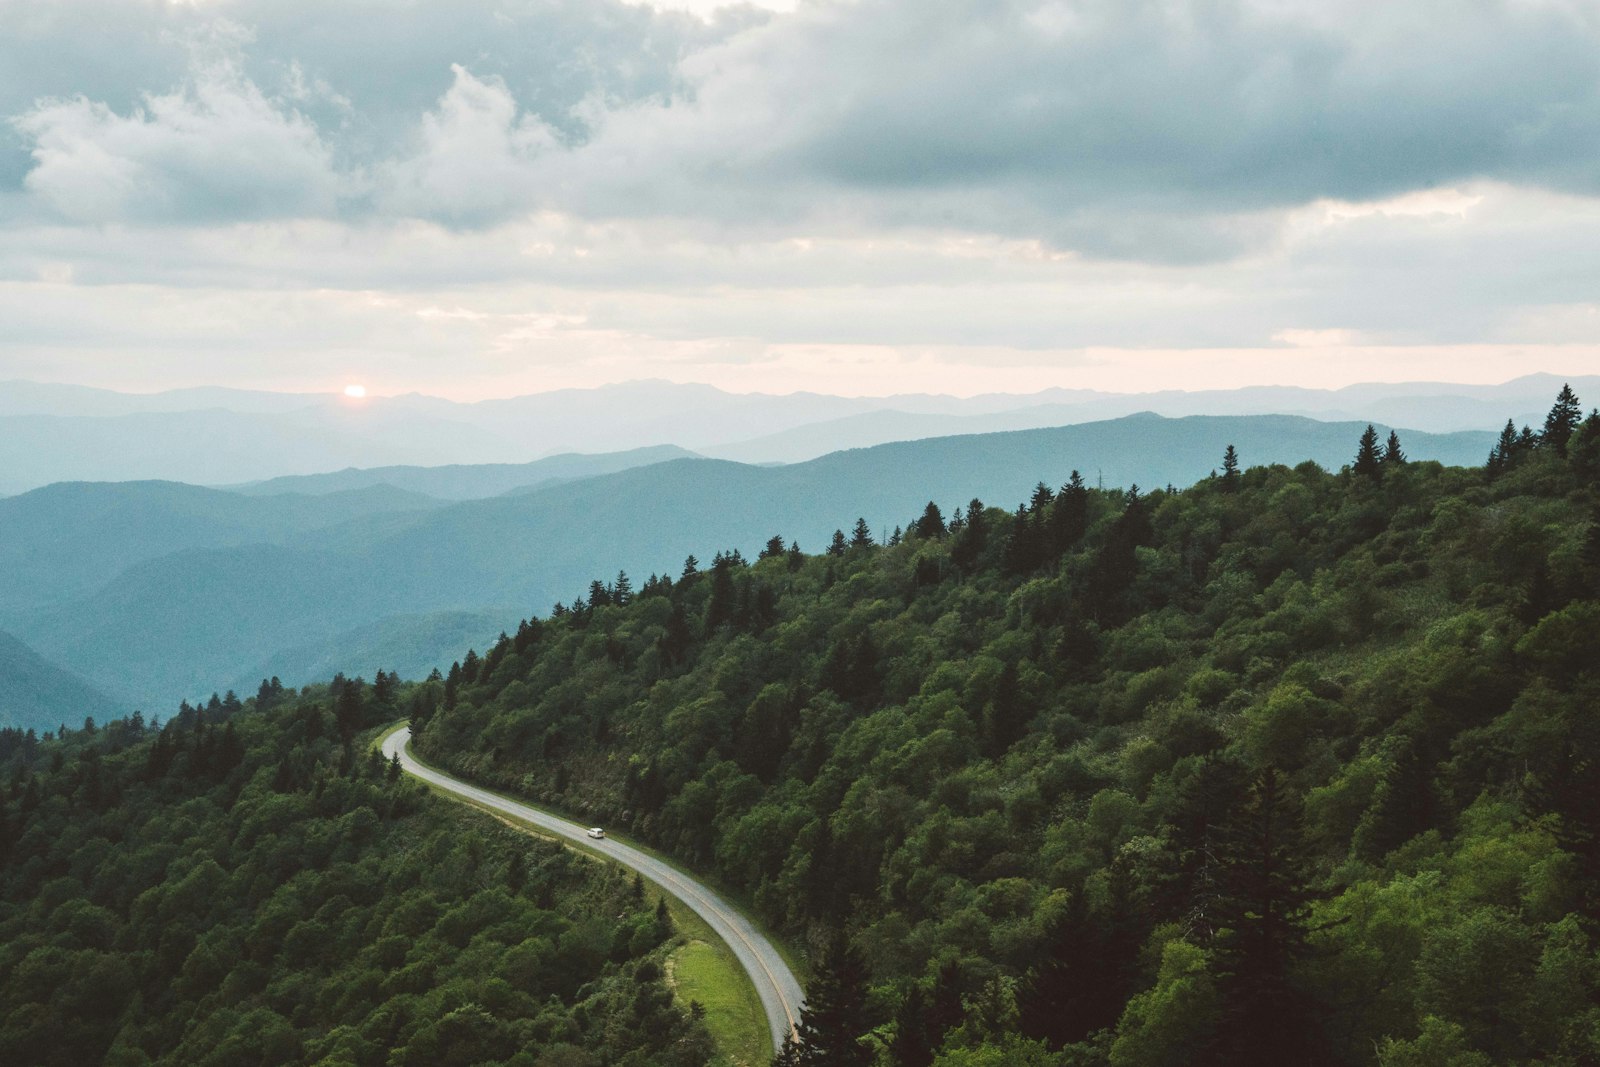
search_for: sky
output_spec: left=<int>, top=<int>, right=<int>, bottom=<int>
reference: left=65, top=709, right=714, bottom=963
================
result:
left=0, top=0, right=1597, bottom=400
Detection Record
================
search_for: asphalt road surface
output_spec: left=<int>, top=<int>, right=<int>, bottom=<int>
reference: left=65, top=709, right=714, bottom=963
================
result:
left=381, top=725, right=805, bottom=1052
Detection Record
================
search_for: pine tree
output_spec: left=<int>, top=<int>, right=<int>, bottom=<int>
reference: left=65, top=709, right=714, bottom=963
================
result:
left=1353, top=424, right=1383, bottom=482
left=1543, top=383, right=1583, bottom=456
left=613, top=570, right=633, bottom=606
left=1050, top=471, right=1090, bottom=555
left=1221, top=444, right=1241, bottom=491
left=793, top=932, right=874, bottom=1067
left=828, top=530, right=848, bottom=557
left=1488, top=418, right=1519, bottom=475
left=915, top=501, right=947, bottom=539
left=681, top=554, right=700, bottom=579
left=1381, top=430, right=1406, bottom=468
left=850, top=517, right=874, bottom=549
left=761, top=535, right=787, bottom=560
left=1207, top=767, right=1324, bottom=1066
left=950, top=499, right=987, bottom=570
left=888, top=984, right=935, bottom=1067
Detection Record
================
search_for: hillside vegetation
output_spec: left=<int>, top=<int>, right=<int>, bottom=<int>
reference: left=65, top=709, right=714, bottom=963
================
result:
left=0, top=685, right=714, bottom=1067
left=8, top=412, right=1490, bottom=710
left=410, top=390, right=1600, bottom=1066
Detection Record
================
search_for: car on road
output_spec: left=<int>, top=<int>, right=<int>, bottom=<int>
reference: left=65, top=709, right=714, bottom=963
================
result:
left=586, top=827, right=606, bottom=839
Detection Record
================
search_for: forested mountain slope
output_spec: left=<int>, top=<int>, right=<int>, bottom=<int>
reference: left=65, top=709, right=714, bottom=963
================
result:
left=0, top=683, right=713, bottom=1067
left=11, top=413, right=1491, bottom=710
left=413, top=396, right=1600, bottom=1066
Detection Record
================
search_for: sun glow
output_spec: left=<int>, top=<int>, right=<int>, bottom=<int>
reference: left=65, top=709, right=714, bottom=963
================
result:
left=343, top=384, right=367, bottom=398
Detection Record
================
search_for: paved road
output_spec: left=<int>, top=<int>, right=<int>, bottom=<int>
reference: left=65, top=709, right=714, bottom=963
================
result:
left=381, top=725, right=805, bottom=1052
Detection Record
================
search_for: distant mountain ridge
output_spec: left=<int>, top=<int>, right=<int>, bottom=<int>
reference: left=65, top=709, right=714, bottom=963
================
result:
left=0, top=374, right=1587, bottom=492
left=0, top=630, right=125, bottom=733
left=229, top=445, right=699, bottom=500
left=1, top=412, right=1495, bottom=710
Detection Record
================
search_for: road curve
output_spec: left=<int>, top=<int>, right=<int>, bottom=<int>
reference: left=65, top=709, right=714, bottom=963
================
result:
left=381, top=725, right=804, bottom=1053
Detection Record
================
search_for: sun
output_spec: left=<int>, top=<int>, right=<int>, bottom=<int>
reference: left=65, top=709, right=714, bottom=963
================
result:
left=343, top=384, right=367, bottom=399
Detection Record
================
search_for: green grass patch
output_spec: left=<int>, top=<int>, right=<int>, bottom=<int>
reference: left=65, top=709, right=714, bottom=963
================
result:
left=669, top=935, right=771, bottom=1067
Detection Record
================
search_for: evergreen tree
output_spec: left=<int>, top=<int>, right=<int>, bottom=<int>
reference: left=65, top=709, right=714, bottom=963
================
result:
left=888, top=984, right=935, bottom=1067
left=1382, top=430, right=1406, bottom=468
left=1543, top=383, right=1583, bottom=456
left=613, top=570, right=633, bottom=605
left=850, top=517, right=874, bottom=549
left=828, top=530, right=848, bottom=557
left=1221, top=444, right=1241, bottom=491
left=1050, top=470, right=1090, bottom=555
left=793, top=932, right=874, bottom=1067
left=761, top=535, right=788, bottom=560
left=1353, top=424, right=1383, bottom=482
left=681, top=554, right=700, bottom=579
left=1488, top=418, right=1519, bottom=475
left=915, top=501, right=947, bottom=539
left=1207, top=767, right=1324, bottom=1066
left=951, top=498, right=987, bottom=570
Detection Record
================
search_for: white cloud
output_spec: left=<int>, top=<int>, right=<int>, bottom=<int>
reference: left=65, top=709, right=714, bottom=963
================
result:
left=379, top=65, right=559, bottom=226
left=12, top=52, right=348, bottom=223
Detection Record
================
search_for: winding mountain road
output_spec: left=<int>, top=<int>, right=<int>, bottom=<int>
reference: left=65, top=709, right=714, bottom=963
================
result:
left=380, top=725, right=804, bottom=1052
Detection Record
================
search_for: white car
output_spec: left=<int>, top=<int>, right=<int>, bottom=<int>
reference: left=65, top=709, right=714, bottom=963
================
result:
left=586, top=827, right=606, bottom=839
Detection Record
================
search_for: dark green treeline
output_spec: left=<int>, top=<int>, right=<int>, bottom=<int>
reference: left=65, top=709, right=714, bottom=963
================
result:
left=412, top=388, right=1600, bottom=1066
left=0, top=681, right=713, bottom=1067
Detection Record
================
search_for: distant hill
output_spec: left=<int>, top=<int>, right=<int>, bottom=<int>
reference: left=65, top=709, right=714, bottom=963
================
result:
left=0, top=480, right=444, bottom=614
left=6, top=413, right=1494, bottom=710
left=226, top=610, right=511, bottom=696
left=1, top=374, right=1585, bottom=492
left=229, top=445, right=698, bottom=500
left=0, top=630, right=125, bottom=732
left=705, top=374, right=1600, bottom=464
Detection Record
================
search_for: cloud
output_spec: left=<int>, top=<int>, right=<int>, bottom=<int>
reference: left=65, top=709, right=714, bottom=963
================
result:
left=9, top=0, right=1600, bottom=254
left=537, top=0, right=1600, bottom=258
left=379, top=66, right=558, bottom=226
left=13, top=47, right=347, bottom=223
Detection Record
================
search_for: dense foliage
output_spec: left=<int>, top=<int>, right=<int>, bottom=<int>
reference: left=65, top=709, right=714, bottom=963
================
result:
left=0, top=681, right=713, bottom=1067
left=414, top=391, right=1600, bottom=1066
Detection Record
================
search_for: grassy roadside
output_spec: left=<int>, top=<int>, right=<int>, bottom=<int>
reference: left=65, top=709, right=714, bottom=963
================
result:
left=375, top=724, right=778, bottom=1065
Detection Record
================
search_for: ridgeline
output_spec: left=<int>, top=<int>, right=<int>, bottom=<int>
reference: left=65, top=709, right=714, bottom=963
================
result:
left=411, top=389, right=1600, bottom=1066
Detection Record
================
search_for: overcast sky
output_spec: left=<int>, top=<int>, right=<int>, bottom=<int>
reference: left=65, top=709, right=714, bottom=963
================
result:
left=0, top=0, right=1596, bottom=399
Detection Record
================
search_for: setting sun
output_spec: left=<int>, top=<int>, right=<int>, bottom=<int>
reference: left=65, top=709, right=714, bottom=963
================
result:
left=343, top=384, right=367, bottom=398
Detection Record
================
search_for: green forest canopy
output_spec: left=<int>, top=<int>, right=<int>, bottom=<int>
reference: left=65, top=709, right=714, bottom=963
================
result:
left=409, top=388, right=1600, bottom=1066
left=3, top=385, right=1599, bottom=1066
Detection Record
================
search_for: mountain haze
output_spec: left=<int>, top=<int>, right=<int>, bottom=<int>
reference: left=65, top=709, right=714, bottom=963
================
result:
left=0, top=375, right=1579, bottom=492
left=0, top=630, right=125, bottom=732
left=231, top=445, right=698, bottom=500
left=6, top=413, right=1493, bottom=709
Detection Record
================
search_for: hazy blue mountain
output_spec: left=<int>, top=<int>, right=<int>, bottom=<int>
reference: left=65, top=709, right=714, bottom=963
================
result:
left=2, top=375, right=1576, bottom=492
left=0, top=480, right=444, bottom=614
left=230, top=445, right=698, bottom=500
left=706, top=373, right=1600, bottom=463
left=227, top=609, right=511, bottom=696
left=0, top=380, right=332, bottom=417
left=10, top=413, right=1493, bottom=710
left=0, top=630, right=126, bottom=732
left=0, top=407, right=518, bottom=494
